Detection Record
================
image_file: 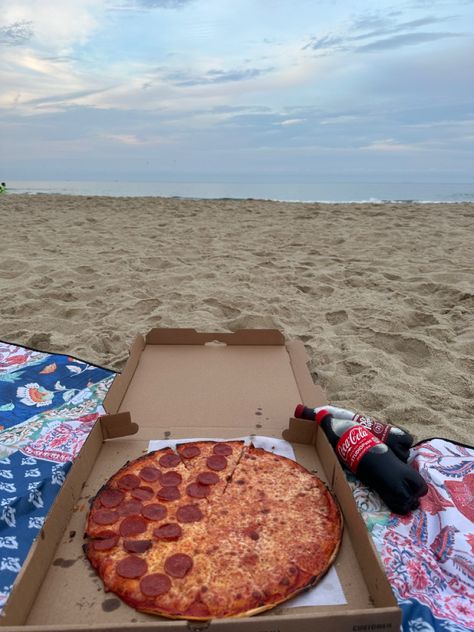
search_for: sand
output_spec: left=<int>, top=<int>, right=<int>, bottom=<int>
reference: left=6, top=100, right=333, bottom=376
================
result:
left=1, top=195, right=473, bottom=445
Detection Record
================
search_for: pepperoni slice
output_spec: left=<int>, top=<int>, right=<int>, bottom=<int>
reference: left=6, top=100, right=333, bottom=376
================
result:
left=213, top=443, right=233, bottom=456
left=123, top=539, right=152, bottom=554
left=131, top=486, right=154, bottom=501
left=139, top=466, right=161, bottom=482
left=186, top=483, right=211, bottom=498
left=117, top=500, right=143, bottom=516
left=116, top=555, right=147, bottom=579
left=141, top=503, right=167, bottom=521
left=92, top=535, right=119, bottom=551
left=119, top=515, right=147, bottom=537
left=176, top=504, right=203, bottom=523
left=92, top=509, right=119, bottom=525
left=196, top=471, right=219, bottom=486
left=140, top=573, right=171, bottom=597
left=206, top=455, right=227, bottom=471
left=159, top=453, right=181, bottom=468
left=164, top=553, right=193, bottom=578
left=153, top=523, right=182, bottom=541
left=94, top=529, right=117, bottom=539
left=117, top=474, right=140, bottom=490
left=160, top=471, right=182, bottom=487
left=99, top=488, right=125, bottom=508
left=156, top=486, right=180, bottom=501
left=179, top=445, right=201, bottom=459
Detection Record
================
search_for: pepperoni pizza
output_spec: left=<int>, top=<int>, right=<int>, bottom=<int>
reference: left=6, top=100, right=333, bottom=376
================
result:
left=84, top=441, right=342, bottom=620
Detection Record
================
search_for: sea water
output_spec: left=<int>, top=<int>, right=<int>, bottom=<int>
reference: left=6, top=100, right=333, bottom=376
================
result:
left=4, top=180, right=474, bottom=203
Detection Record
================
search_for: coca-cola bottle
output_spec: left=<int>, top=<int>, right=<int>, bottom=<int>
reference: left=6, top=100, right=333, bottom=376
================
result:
left=294, top=403, right=413, bottom=462
left=314, top=409, right=427, bottom=515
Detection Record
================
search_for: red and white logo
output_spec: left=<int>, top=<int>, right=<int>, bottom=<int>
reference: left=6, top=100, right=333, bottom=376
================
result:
left=336, top=425, right=382, bottom=473
left=353, top=414, right=391, bottom=441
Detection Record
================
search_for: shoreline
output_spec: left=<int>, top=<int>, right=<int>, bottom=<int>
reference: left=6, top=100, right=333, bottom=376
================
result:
left=4, top=179, right=474, bottom=204
left=1, top=195, right=473, bottom=446
left=5, top=192, right=474, bottom=204
left=0, top=191, right=474, bottom=207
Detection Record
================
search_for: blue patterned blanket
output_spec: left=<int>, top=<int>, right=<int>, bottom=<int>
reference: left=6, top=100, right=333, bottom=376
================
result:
left=0, top=342, right=472, bottom=631
left=0, top=342, right=114, bottom=608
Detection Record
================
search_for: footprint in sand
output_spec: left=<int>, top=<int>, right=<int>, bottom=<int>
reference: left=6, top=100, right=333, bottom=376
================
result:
left=203, top=299, right=241, bottom=320
left=126, top=298, right=162, bottom=316
left=76, top=265, right=97, bottom=275
left=343, top=360, right=366, bottom=375
left=371, top=332, right=434, bottom=369
left=325, top=310, right=348, bottom=325
left=296, top=284, right=335, bottom=298
left=27, top=332, right=52, bottom=350
left=0, top=258, right=28, bottom=279
left=226, top=314, right=280, bottom=330
left=405, top=311, right=439, bottom=328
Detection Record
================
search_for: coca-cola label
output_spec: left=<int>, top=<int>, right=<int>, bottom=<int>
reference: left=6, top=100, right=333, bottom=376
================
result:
left=336, top=425, right=383, bottom=473
left=353, top=414, right=391, bottom=442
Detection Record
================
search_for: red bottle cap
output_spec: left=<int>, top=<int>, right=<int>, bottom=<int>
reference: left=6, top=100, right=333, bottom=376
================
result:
left=294, top=404, right=305, bottom=418
left=315, top=409, right=331, bottom=425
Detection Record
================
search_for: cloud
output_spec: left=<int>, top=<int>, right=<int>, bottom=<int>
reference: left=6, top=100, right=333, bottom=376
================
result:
left=211, top=105, right=272, bottom=114
left=164, top=66, right=274, bottom=87
left=304, top=12, right=463, bottom=55
left=101, top=133, right=142, bottom=144
left=0, top=1, right=102, bottom=50
left=357, top=31, right=460, bottom=52
left=351, top=13, right=450, bottom=34
left=23, top=87, right=112, bottom=108
left=0, top=21, right=34, bottom=46
left=109, top=0, right=194, bottom=9
left=320, top=115, right=360, bottom=125
left=362, top=138, right=421, bottom=152
left=302, top=34, right=345, bottom=52
left=279, top=118, right=305, bottom=126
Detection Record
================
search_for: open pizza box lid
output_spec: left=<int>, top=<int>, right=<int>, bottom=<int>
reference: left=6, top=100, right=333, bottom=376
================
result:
left=2, top=329, right=401, bottom=632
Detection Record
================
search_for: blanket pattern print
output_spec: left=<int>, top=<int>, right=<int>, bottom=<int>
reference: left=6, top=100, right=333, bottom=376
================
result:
left=0, top=342, right=114, bottom=609
left=348, top=438, right=474, bottom=632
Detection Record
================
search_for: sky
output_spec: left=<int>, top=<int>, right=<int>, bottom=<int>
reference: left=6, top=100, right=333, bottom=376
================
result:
left=1, top=0, right=474, bottom=183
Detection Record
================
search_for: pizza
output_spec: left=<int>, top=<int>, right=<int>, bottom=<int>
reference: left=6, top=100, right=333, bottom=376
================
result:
left=84, top=440, right=342, bottom=620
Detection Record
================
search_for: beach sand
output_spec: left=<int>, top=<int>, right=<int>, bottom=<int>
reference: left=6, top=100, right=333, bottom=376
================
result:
left=1, top=195, right=473, bottom=445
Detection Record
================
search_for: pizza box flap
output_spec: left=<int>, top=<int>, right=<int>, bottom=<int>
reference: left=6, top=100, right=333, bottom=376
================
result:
left=100, top=411, right=139, bottom=439
left=100, top=328, right=326, bottom=440
left=1, top=328, right=401, bottom=631
left=144, top=328, right=286, bottom=345
left=102, top=329, right=289, bottom=418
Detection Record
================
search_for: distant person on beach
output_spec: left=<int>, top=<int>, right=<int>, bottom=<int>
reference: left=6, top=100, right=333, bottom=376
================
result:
left=0, top=182, right=6, bottom=193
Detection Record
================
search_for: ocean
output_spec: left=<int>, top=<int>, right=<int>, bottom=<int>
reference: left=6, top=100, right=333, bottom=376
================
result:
left=3, top=180, right=474, bottom=203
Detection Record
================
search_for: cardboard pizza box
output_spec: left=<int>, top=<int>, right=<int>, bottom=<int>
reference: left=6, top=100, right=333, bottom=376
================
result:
left=1, top=329, right=401, bottom=632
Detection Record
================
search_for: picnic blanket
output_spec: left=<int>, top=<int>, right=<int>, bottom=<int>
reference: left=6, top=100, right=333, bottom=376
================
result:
left=347, top=440, right=474, bottom=632
left=0, top=342, right=114, bottom=608
left=0, top=341, right=473, bottom=631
